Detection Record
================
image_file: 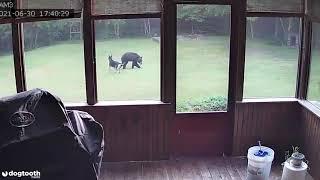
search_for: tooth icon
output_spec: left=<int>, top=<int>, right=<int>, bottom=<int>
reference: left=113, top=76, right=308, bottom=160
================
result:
left=2, top=171, right=8, bottom=177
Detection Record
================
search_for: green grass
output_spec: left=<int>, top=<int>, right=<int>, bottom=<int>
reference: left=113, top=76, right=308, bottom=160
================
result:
left=0, top=36, right=320, bottom=110
left=95, top=38, right=160, bottom=101
left=177, top=36, right=229, bottom=107
left=308, top=51, right=320, bottom=102
left=244, top=39, right=300, bottom=98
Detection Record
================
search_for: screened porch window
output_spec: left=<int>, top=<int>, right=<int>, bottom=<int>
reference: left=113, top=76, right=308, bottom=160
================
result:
left=307, top=22, right=320, bottom=109
left=247, top=0, right=303, bottom=13
left=176, top=4, right=231, bottom=112
left=95, top=18, right=161, bottom=101
left=23, top=19, right=86, bottom=102
left=243, top=17, right=301, bottom=98
left=93, top=0, right=161, bottom=15
left=0, top=24, right=16, bottom=96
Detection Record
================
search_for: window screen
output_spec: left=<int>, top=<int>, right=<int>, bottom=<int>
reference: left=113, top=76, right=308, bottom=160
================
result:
left=95, top=18, right=161, bottom=101
left=0, top=24, right=16, bottom=96
left=23, top=19, right=86, bottom=102
left=21, top=0, right=83, bottom=11
left=94, top=0, right=161, bottom=15
left=244, top=17, right=300, bottom=98
left=307, top=0, right=320, bottom=18
left=247, top=0, right=303, bottom=13
left=176, top=4, right=231, bottom=112
left=307, top=22, right=320, bottom=109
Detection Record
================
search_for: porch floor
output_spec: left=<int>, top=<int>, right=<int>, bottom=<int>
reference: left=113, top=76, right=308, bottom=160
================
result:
left=100, top=157, right=314, bottom=180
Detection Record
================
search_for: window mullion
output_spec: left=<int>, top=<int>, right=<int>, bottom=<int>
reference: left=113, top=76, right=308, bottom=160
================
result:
left=12, top=0, right=26, bottom=93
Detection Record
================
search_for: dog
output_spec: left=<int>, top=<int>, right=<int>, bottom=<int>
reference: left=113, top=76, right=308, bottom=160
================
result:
left=108, top=55, right=123, bottom=73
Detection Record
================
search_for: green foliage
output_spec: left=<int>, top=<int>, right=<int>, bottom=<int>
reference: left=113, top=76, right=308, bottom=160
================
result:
left=0, top=24, right=12, bottom=54
left=285, top=146, right=300, bottom=161
left=177, top=96, right=227, bottom=112
left=177, top=5, right=230, bottom=23
left=23, top=20, right=71, bottom=50
left=247, top=17, right=258, bottom=22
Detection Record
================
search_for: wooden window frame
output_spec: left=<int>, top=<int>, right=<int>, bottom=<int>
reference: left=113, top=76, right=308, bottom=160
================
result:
left=88, top=1, right=163, bottom=104
left=1, top=0, right=317, bottom=110
left=173, top=0, right=236, bottom=114
left=242, top=12, right=306, bottom=101
left=1, top=0, right=164, bottom=105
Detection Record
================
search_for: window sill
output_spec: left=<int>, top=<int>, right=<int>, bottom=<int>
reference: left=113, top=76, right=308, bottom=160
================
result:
left=66, top=100, right=168, bottom=107
left=298, top=100, right=320, bottom=119
left=176, top=111, right=227, bottom=115
left=239, top=97, right=298, bottom=103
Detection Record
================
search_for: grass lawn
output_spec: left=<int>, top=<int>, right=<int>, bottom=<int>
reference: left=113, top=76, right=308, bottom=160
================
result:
left=0, top=36, right=319, bottom=110
left=244, top=39, right=300, bottom=98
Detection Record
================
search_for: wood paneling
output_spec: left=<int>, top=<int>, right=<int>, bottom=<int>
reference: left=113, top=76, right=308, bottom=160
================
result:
left=300, top=104, right=320, bottom=179
left=67, top=103, right=172, bottom=162
left=232, top=101, right=301, bottom=161
left=171, top=112, right=232, bottom=156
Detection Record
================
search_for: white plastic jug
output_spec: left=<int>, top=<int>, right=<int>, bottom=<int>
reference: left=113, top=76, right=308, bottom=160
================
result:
left=281, top=152, right=308, bottom=180
left=247, top=146, right=275, bottom=180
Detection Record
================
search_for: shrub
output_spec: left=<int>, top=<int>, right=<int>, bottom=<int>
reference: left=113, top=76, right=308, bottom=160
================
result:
left=177, top=96, right=227, bottom=112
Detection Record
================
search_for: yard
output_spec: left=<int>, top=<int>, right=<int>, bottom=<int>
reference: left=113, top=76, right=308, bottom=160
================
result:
left=0, top=36, right=319, bottom=111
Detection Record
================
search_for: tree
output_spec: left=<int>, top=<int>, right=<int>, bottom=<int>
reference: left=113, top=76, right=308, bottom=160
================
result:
left=0, top=24, right=12, bottom=54
left=144, top=18, right=151, bottom=37
left=108, top=20, right=126, bottom=38
left=177, top=5, right=230, bottom=34
left=247, top=17, right=258, bottom=39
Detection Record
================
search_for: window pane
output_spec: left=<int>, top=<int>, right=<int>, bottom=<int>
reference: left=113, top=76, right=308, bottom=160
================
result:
left=176, top=5, right=231, bottom=112
left=21, top=0, right=82, bottom=11
left=247, top=0, right=303, bottom=13
left=307, top=22, right=320, bottom=109
left=244, top=17, right=300, bottom=98
left=307, top=0, right=320, bottom=18
left=95, top=18, right=160, bottom=101
left=23, top=19, right=86, bottom=102
left=0, top=24, right=15, bottom=96
left=94, top=0, right=161, bottom=15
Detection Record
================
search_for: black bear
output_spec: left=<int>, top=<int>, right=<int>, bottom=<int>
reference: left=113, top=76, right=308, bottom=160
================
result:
left=121, top=52, right=143, bottom=69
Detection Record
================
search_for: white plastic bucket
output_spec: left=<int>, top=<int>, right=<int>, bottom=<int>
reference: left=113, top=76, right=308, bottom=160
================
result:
left=247, top=146, right=275, bottom=180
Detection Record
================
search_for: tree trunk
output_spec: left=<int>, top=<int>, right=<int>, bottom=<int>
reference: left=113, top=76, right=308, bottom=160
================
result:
left=114, top=23, right=119, bottom=38
left=191, top=22, right=194, bottom=34
left=34, top=30, right=38, bottom=48
left=117, top=23, right=120, bottom=38
left=288, top=18, right=293, bottom=33
left=249, top=20, right=254, bottom=39
left=144, top=19, right=147, bottom=36
left=147, top=18, right=151, bottom=36
left=143, top=19, right=150, bottom=37
left=274, top=18, right=279, bottom=39
left=280, top=18, right=287, bottom=45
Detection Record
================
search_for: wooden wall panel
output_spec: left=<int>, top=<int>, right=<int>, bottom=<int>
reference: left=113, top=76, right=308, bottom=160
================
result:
left=171, top=112, right=232, bottom=156
left=300, top=105, right=320, bottom=179
left=67, top=103, right=171, bottom=162
left=232, top=101, right=300, bottom=161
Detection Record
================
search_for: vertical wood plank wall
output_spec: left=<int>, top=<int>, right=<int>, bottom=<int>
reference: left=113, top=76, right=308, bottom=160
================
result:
left=66, top=100, right=320, bottom=180
left=300, top=104, right=320, bottom=179
left=232, top=101, right=301, bottom=161
left=67, top=103, right=172, bottom=162
left=171, top=112, right=232, bottom=157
